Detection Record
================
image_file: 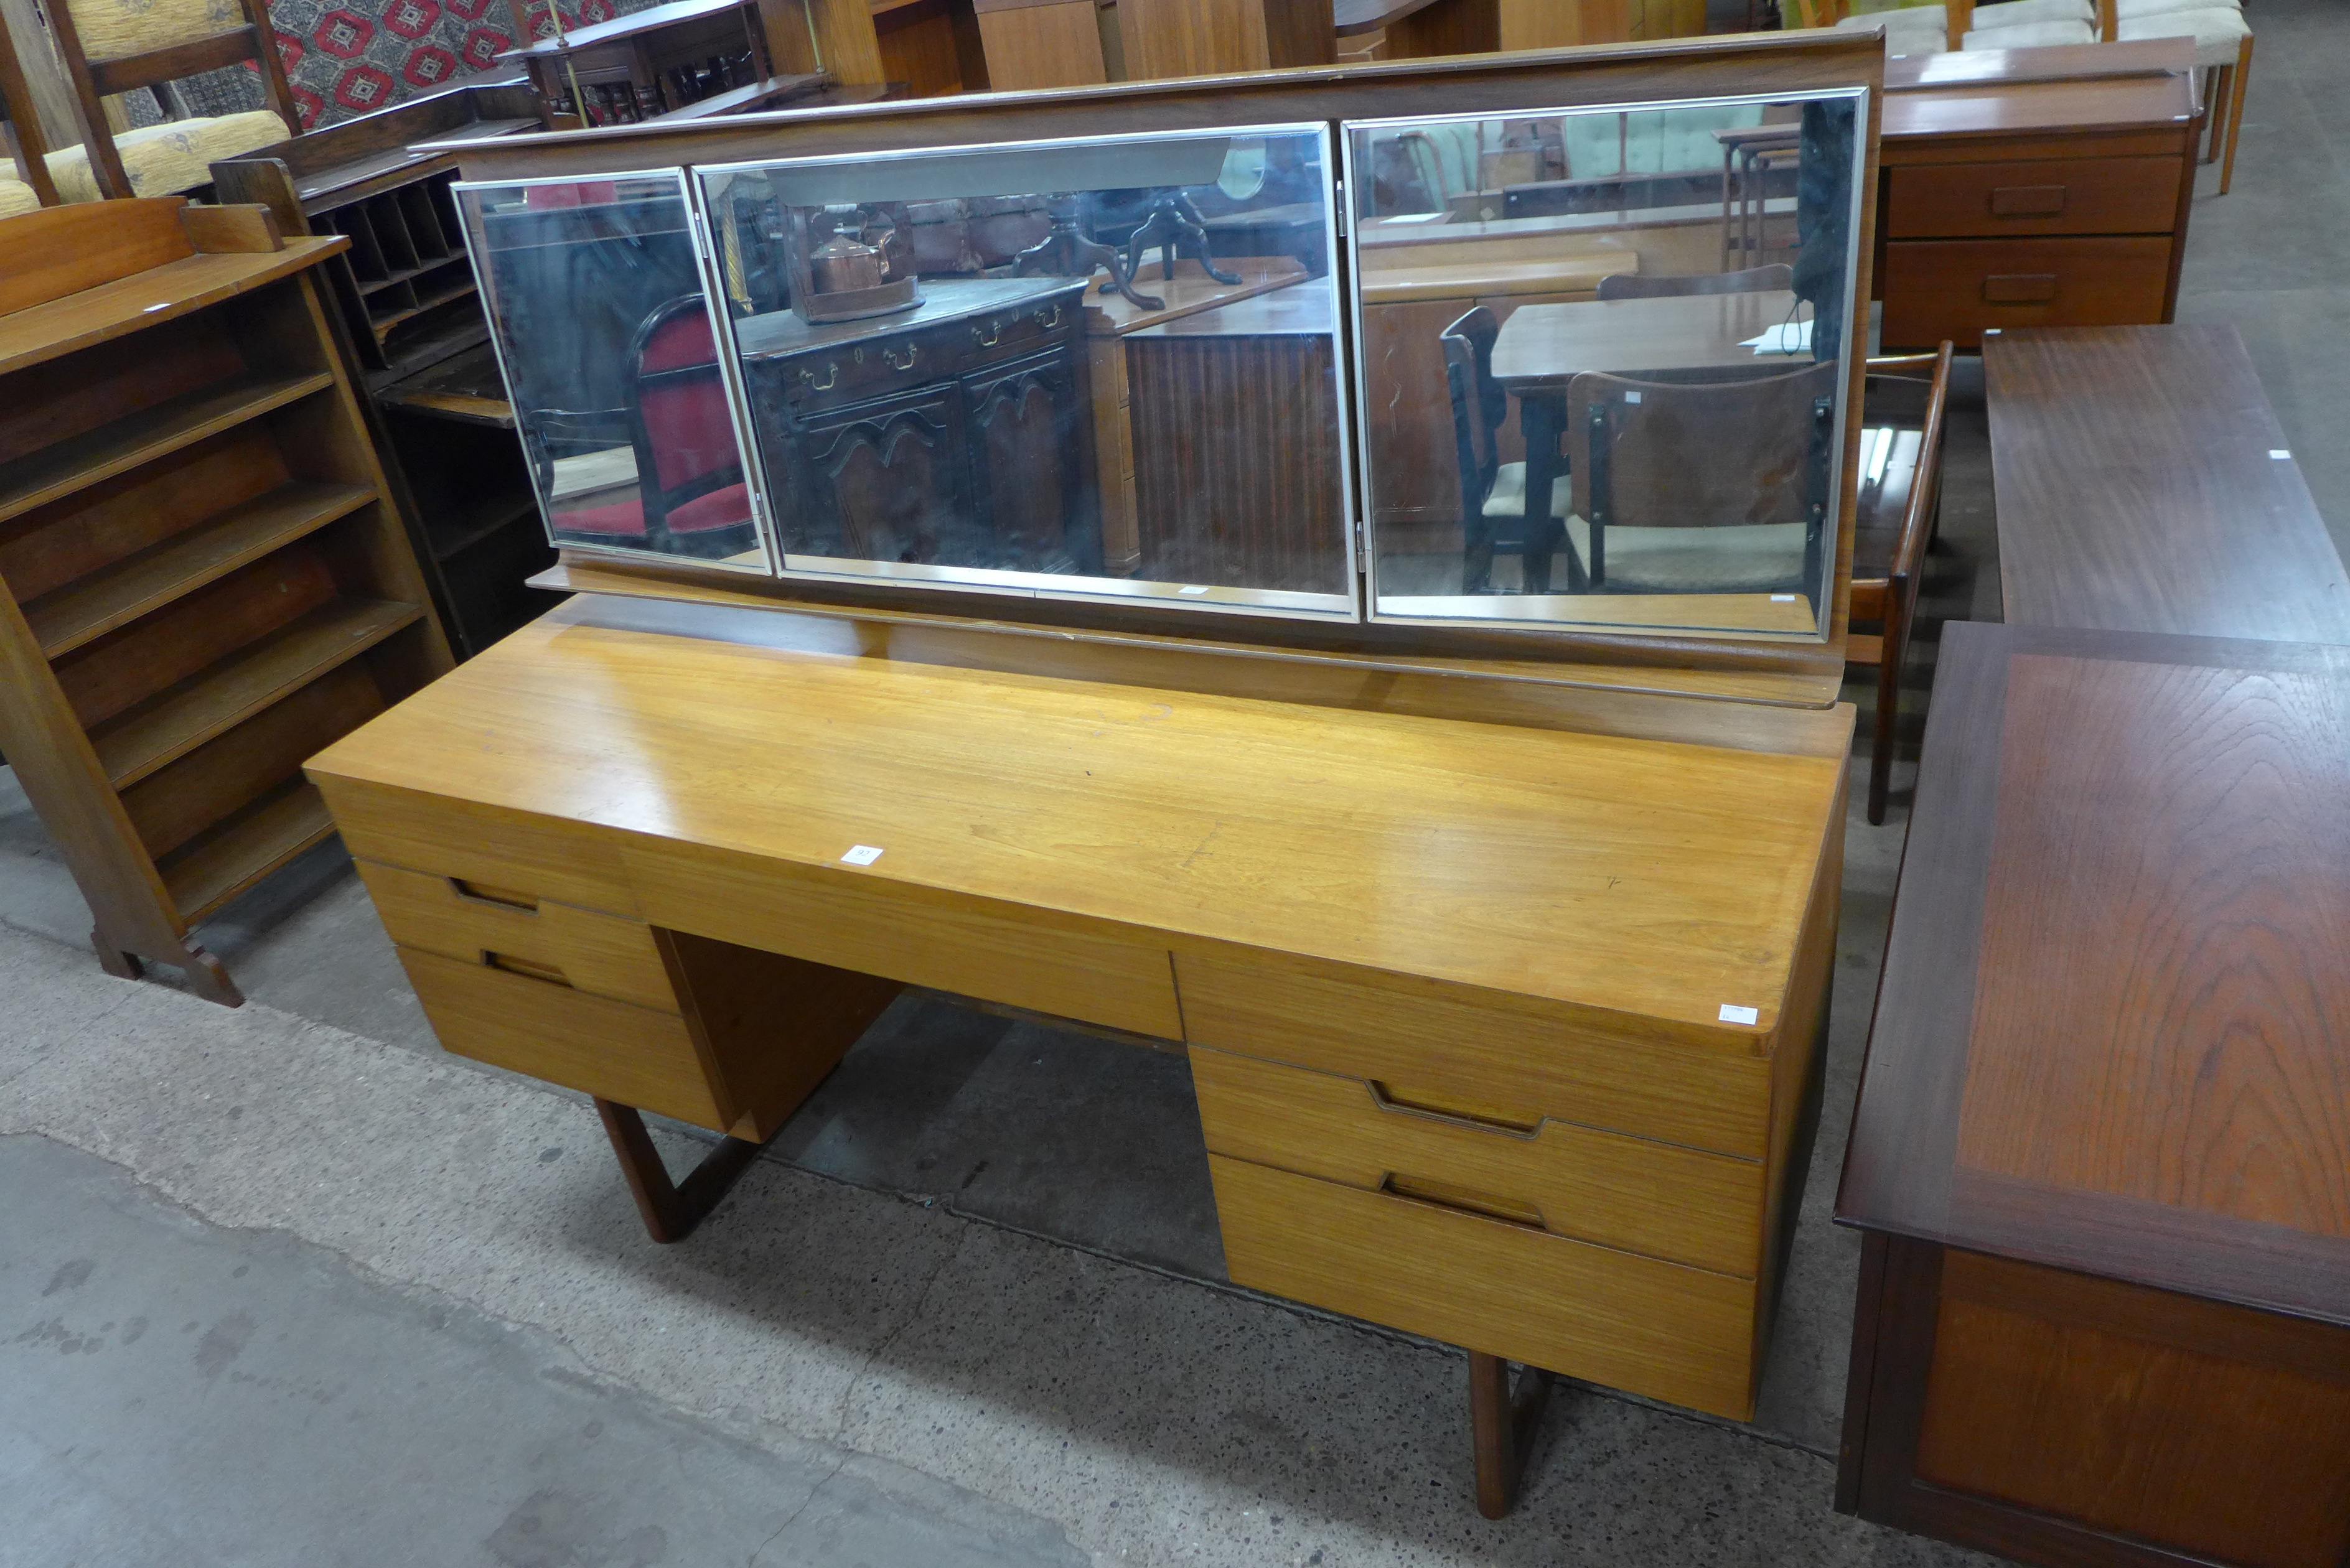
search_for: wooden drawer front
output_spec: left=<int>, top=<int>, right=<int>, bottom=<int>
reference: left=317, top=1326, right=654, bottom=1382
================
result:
left=356, top=860, right=677, bottom=1012
left=626, top=839, right=1185, bottom=1040
left=1881, top=237, right=2173, bottom=350
left=1889, top=157, right=2183, bottom=240
left=396, top=946, right=727, bottom=1131
left=1190, top=1047, right=1763, bottom=1276
left=314, top=777, right=640, bottom=917
left=1209, top=1155, right=1758, bottom=1419
left=1176, top=950, right=1773, bottom=1159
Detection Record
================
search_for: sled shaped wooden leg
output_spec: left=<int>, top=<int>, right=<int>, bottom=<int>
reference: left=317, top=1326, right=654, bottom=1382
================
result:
left=1470, top=1351, right=1555, bottom=1519
left=596, top=1098, right=762, bottom=1243
left=90, top=927, right=243, bottom=1007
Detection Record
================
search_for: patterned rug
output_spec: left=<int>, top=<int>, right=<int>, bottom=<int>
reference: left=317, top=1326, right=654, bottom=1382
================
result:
left=171, top=0, right=654, bottom=129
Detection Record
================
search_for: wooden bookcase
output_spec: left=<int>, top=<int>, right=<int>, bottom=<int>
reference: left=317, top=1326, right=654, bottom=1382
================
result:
left=212, top=80, right=563, bottom=660
left=0, top=198, right=453, bottom=1005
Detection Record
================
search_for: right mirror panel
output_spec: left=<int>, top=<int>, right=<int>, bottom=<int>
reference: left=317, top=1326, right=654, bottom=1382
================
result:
left=1346, top=91, right=1866, bottom=640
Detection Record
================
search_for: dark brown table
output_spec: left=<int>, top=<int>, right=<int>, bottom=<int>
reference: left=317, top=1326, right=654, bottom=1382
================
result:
left=1836, top=618, right=2350, bottom=1568
left=1985, top=324, right=2350, bottom=641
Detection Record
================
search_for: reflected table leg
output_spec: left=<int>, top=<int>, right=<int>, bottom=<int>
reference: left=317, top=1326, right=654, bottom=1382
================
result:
left=1519, top=390, right=1572, bottom=594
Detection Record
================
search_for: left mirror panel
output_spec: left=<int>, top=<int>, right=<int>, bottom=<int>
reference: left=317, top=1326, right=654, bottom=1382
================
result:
left=459, top=172, right=777, bottom=574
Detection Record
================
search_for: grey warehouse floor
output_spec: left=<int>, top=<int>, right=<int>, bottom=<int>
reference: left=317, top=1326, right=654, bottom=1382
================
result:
left=4, top=11, right=2345, bottom=1561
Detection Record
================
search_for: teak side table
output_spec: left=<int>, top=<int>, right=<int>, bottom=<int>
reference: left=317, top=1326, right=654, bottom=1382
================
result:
left=1836, top=621, right=2350, bottom=1568
left=0, top=198, right=452, bottom=1005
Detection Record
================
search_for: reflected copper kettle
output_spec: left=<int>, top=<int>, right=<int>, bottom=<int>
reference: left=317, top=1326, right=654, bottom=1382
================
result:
left=809, top=207, right=886, bottom=293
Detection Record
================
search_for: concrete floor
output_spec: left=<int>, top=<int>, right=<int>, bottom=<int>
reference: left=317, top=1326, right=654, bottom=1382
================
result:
left=1, top=19, right=2338, bottom=1559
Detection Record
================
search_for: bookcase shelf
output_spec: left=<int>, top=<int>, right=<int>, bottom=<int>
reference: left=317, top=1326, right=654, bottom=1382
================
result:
left=0, top=197, right=453, bottom=1006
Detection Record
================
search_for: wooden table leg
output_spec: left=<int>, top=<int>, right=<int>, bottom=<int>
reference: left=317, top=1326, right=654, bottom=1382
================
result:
left=596, top=1098, right=764, bottom=1243
left=1469, top=1350, right=1555, bottom=1518
left=1519, top=393, right=1571, bottom=594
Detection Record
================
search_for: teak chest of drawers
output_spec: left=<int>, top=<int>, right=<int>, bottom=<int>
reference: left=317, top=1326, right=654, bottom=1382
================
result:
left=1878, top=41, right=2199, bottom=351
left=307, top=592, right=1847, bottom=1514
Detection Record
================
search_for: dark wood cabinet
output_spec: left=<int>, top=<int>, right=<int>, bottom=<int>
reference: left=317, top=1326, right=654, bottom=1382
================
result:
left=740, top=277, right=1098, bottom=576
left=795, top=386, right=975, bottom=565
left=1125, top=283, right=1348, bottom=594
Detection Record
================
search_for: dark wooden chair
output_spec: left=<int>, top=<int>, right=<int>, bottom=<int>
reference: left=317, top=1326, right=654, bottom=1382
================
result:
left=1848, top=343, right=1952, bottom=824
left=1594, top=262, right=1793, bottom=300
left=44, top=0, right=299, bottom=200
left=1440, top=305, right=1565, bottom=593
left=528, top=294, right=756, bottom=560
left=1561, top=357, right=1840, bottom=599
left=0, top=3, right=63, bottom=207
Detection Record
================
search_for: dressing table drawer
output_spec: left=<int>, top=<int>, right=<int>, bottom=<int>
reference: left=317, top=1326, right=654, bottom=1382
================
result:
left=315, top=778, right=641, bottom=918
left=1190, top=1047, right=1762, bottom=1275
left=1176, top=949, right=1774, bottom=1159
left=396, top=945, right=727, bottom=1131
left=1207, top=1154, right=1759, bottom=1419
left=1881, top=236, right=2173, bottom=350
left=357, top=860, right=678, bottom=1012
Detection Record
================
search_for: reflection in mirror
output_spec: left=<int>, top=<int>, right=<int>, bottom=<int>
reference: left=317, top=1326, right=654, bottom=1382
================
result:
left=1349, top=93, right=1865, bottom=638
left=696, top=127, right=1355, bottom=617
left=459, top=174, right=770, bottom=571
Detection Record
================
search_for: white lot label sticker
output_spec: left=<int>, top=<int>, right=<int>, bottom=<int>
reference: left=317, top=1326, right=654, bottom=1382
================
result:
left=840, top=844, right=884, bottom=866
left=1771, top=594, right=1797, bottom=602
left=1178, top=585, right=1210, bottom=595
left=2272, top=449, right=2293, bottom=459
left=1718, top=1004, right=1760, bottom=1026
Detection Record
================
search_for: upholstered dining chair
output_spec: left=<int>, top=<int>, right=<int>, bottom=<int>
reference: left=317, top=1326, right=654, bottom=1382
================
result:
left=1595, top=263, right=1794, bottom=300
left=1848, top=343, right=1952, bottom=824
left=1441, top=305, right=1567, bottom=594
left=2115, top=0, right=2252, bottom=192
left=42, top=0, right=296, bottom=200
left=532, top=295, right=756, bottom=560
left=1561, top=357, right=1841, bottom=600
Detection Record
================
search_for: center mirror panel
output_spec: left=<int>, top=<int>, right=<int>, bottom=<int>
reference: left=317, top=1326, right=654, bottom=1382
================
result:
left=1344, top=92, right=1868, bottom=641
left=695, top=126, right=1356, bottom=619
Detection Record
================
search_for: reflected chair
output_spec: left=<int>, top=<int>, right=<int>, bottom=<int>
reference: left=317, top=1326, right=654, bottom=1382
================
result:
left=1441, top=306, right=1566, bottom=594
left=1596, top=263, right=1792, bottom=301
left=1561, top=357, right=1840, bottom=600
left=42, top=0, right=297, bottom=200
left=1848, top=344, right=1952, bottom=824
left=528, top=295, right=757, bottom=560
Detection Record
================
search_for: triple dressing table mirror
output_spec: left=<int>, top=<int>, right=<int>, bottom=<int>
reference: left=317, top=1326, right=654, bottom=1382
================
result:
left=444, top=35, right=1880, bottom=686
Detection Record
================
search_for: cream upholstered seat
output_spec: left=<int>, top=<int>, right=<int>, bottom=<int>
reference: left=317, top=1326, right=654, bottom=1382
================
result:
left=1834, top=6, right=1952, bottom=53
left=41, top=110, right=288, bottom=202
left=1968, top=0, right=2096, bottom=25
left=1481, top=464, right=1572, bottom=524
left=0, top=177, right=39, bottom=218
left=2118, top=4, right=2252, bottom=192
left=1963, top=16, right=2098, bottom=45
left=1561, top=516, right=1809, bottom=592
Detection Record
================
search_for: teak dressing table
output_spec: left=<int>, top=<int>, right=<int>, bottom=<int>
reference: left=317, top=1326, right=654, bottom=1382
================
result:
left=311, top=33, right=1884, bottom=1514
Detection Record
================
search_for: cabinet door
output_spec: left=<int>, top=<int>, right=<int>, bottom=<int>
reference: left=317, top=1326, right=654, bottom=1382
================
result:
left=793, top=388, right=981, bottom=567
left=963, top=346, right=1100, bottom=576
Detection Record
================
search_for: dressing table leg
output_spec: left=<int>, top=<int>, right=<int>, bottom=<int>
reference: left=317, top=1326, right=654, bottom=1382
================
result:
left=595, top=1098, right=763, bottom=1243
left=1469, top=1351, right=1555, bottom=1518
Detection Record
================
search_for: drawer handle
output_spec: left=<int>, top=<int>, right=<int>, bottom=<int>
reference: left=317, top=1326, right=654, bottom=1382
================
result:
left=485, top=951, right=571, bottom=987
left=1982, top=274, right=2058, bottom=304
left=1382, top=1173, right=1547, bottom=1231
left=884, top=343, right=919, bottom=371
left=973, top=320, right=1001, bottom=348
left=1034, top=303, right=1061, bottom=330
left=1369, top=1080, right=1542, bottom=1136
left=800, top=362, right=839, bottom=391
left=1988, top=185, right=2066, bottom=217
left=449, top=877, right=538, bottom=913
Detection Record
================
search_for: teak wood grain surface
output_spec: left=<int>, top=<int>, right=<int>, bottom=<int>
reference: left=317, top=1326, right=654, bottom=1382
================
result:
left=1840, top=621, right=2350, bottom=1325
left=1985, top=326, right=2350, bottom=643
left=308, top=595, right=1843, bottom=1047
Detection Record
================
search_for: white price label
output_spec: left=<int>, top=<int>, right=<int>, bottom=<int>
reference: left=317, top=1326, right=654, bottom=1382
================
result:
left=840, top=845, right=884, bottom=866
left=1718, top=1004, right=1759, bottom=1026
